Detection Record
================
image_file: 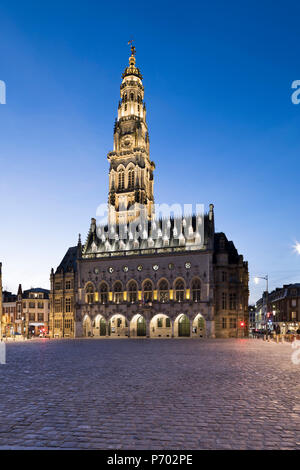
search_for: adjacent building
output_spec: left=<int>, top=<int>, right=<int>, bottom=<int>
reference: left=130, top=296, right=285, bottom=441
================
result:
left=2, top=291, right=17, bottom=337
left=265, top=283, right=300, bottom=333
left=50, top=45, right=249, bottom=339
left=17, top=285, right=50, bottom=337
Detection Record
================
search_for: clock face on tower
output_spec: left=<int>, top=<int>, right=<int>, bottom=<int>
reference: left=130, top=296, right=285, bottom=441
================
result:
left=121, top=135, right=133, bottom=149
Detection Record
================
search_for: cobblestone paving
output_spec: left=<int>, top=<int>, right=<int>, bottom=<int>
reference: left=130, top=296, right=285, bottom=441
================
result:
left=0, top=338, right=299, bottom=450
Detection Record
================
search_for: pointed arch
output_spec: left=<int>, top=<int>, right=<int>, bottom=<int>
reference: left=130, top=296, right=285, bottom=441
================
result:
left=127, top=280, right=138, bottom=303
left=99, top=281, right=109, bottom=304
left=85, top=283, right=95, bottom=304
left=191, top=277, right=201, bottom=302
left=174, top=278, right=185, bottom=302
left=158, top=278, right=169, bottom=303
left=142, top=279, right=153, bottom=303
left=113, top=280, right=123, bottom=303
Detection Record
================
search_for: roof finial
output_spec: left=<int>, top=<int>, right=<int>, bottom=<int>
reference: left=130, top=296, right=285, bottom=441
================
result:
left=128, top=39, right=136, bottom=57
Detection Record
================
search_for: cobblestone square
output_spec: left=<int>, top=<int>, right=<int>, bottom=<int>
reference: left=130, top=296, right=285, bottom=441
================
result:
left=0, top=338, right=299, bottom=450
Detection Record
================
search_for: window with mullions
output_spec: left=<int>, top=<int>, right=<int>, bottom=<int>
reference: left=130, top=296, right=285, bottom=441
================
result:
left=118, top=170, right=125, bottom=190
left=128, top=170, right=134, bottom=190
left=65, top=298, right=71, bottom=312
left=175, top=280, right=185, bottom=302
left=143, top=281, right=153, bottom=303
left=86, top=284, right=94, bottom=304
left=64, top=319, right=73, bottom=331
left=191, top=279, right=201, bottom=302
left=54, top=299, right=61, bottom=313
left=114, top=282, right=123, bottom=304
left=229, top=293, right=237, bottom=310
left=99, top=283, right=108, bottom=304
left=222, top=292, right=227, bottom=310
left=158, top=280, right=169, bottom=303
left=128, top=281, right=138, bottom=303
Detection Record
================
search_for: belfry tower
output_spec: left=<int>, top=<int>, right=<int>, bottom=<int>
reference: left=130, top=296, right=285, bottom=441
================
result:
left=107, top=42, right=155, bottom=224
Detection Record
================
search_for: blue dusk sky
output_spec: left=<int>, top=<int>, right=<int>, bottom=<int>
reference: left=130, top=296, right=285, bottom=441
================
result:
left=1, top=0, right=300, bottom=303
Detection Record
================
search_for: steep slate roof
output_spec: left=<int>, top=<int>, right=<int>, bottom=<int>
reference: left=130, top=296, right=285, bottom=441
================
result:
left=2, top=291, right=17, bottom=302
left=23, top=288, right=50, bottom=299
left=55, top=246, right=77, bottom=274
left=213, top=232, right=240, bottom=264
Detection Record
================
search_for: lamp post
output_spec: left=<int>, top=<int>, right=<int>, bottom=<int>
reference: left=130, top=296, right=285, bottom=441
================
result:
left=255, top=275, right=269, bottom=338
left=0, top=263, right=3, bottom=342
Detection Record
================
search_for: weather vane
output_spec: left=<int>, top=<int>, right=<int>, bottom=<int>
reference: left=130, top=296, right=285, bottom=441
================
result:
left=128, top=39, right=136, bottom=56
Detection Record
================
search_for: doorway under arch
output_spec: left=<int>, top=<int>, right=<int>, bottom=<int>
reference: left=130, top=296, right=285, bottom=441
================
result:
left=83, top=315, right=92, bottom=337
left=192, top=314, right=206, bottom=338
left=130, top=314, right=147, bottom=337
left=94, top=314, right=107, bottom=337
left=109, top=314, right=128, bottom=337
left=174, top=314, right=190, bottom=337
left=150, top=314, right=172, bottom=338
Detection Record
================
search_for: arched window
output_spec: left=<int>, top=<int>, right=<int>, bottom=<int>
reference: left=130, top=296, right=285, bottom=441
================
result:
left=99, top=283, right=108, bottom=304
left=130, top=93, right=134, bottom=101
left=128, top=281, right=137, bottom=303
left=158, top=280, right=169, bottom=303
left=128, top=169, right=134, bottom=190
left=192, top=279, right=201, bottom=302
left=118, top=170, right=124, bottom=190
left=113, top=282, right=123, bottom=304
left=175, top=279, right=185, bottom=302
left=86, top=284, right=94, bottom=304
left=124, top=93, right=127, bottom=102
left=143, top=281, right=153, bottom=303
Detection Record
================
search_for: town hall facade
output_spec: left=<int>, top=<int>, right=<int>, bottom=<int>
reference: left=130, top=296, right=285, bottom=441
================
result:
left=49, top=45, right=249, bottom=339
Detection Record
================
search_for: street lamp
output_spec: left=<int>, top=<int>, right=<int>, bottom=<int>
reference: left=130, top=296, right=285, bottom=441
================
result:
left=293, top=241, right=300, bottom=255
left=254, top=275, right=269, bottom=338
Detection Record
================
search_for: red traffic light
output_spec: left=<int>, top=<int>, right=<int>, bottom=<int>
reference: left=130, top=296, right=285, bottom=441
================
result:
left=240, top=321, right=245, bottom=327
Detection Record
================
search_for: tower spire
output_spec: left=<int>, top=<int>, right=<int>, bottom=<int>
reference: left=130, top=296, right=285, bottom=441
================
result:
left=107, top=45, right=155, bottom=225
